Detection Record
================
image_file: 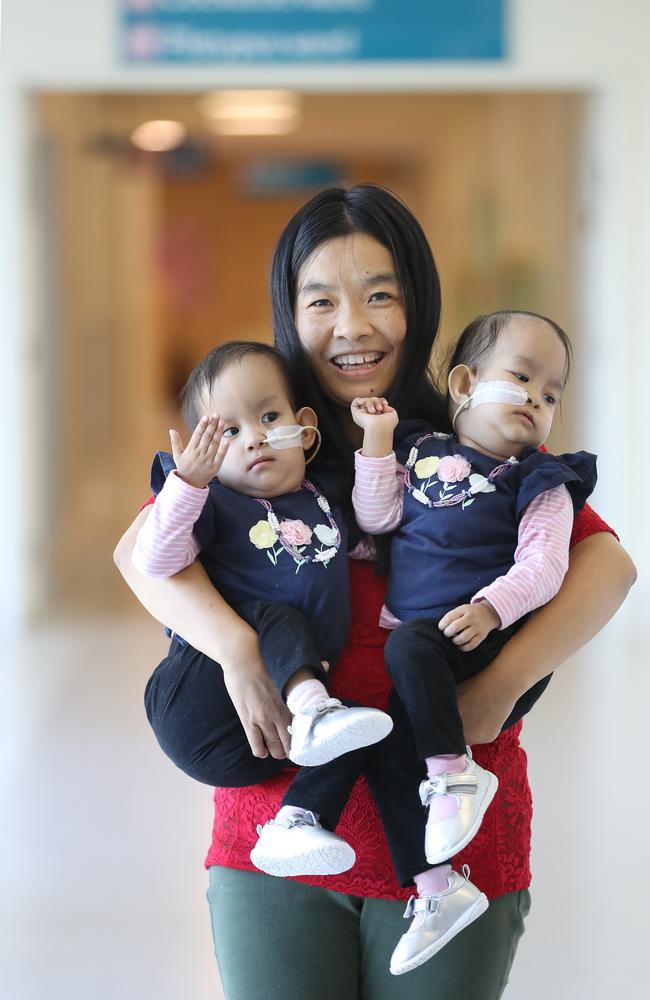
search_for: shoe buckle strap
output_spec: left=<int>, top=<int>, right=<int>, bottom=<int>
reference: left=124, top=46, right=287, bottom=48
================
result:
left=403, top=894, right=441, bottom=919
left=287, top=698, right=343, bottom=738
left=444, top=772, right=478, bottom=794
left=311, top=697, right=343, bottom=717
left=285, top=810, right=318, bottom=830
left=421, top=771, right=478, bottom=803
left=262, top=810, right=318, bottom=833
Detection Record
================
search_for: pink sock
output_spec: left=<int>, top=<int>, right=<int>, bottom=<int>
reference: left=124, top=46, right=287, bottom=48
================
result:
left=411, top=866, right=452, bottom=927
left=286, top=678, right=329, bottom=715
left=426, top=754, right=466, bottom=778
left=425, top=754, right=467, bottom=821
left=414, top=865, right=452, bottom=896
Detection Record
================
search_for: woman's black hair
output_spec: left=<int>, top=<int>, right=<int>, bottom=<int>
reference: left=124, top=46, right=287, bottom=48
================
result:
left=270, top=185, right=449, bottom=540
left=447, top=309, right=573, bottom=396
left=179, top=340, right=297, bottom=431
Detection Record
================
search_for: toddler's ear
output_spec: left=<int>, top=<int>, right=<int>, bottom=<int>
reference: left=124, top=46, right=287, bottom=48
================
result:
left=447, top=364, right=476, bottom=405
left=296, top=406, right=318, bottom=450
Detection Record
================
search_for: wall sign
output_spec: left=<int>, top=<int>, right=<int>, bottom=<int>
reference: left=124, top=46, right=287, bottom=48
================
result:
left=120, top=1, right=506, bottom=64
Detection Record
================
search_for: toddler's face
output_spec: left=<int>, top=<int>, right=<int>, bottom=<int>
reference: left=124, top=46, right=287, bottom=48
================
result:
left=199, top=354, right=311, bottom=498
left=459, top=317, right=567, bottom=458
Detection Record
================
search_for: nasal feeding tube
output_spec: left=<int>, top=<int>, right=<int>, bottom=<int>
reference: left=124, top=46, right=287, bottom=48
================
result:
left=452, top=380, right=529, bottom=430
left=263, top=424, right=322, bottom=464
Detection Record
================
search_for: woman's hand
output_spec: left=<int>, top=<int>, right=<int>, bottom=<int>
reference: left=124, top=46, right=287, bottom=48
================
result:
left=457, top=532, right=636, bottom=745
left=221, top=634, right=291, bottom=759
left=114, top=506, right=291, bottom=758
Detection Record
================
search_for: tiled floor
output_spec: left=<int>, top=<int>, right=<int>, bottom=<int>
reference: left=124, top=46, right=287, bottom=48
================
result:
left=1, top=617, right=220, bottom=1000
left=2, top=615, right=646, bottom=999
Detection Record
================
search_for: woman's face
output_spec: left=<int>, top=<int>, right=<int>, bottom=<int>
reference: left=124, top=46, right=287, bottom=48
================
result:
left=293, top=232, right=407, bottom=408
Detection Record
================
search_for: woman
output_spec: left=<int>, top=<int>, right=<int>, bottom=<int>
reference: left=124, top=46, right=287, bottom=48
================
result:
left=114, top=185, right=635, bottom=999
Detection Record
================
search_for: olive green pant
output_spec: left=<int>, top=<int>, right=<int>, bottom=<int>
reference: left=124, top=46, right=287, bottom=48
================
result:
left=207, top=866, right=530, bottom=1000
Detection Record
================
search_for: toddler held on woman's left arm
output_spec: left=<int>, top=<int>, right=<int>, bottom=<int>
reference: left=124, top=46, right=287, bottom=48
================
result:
left=351, top=309, right=597, bottom=976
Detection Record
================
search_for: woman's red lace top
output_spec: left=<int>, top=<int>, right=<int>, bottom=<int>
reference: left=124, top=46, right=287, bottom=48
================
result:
left=205, top=502, right=615, bottom=900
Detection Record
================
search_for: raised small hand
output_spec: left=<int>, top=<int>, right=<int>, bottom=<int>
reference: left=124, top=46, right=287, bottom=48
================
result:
left=169, top=415, right=230, bottom=489
left=350, top=396, right=399, bottom=431
left=351, top=397, right=399, bottom=458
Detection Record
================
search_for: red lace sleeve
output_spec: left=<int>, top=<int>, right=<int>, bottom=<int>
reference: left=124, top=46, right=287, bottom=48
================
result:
left=570, top=502, right=618, bottom=547
left=537, top=444, right=617, bottom=547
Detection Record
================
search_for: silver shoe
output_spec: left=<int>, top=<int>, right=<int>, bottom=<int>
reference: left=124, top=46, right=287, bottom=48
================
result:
left=288, top=698, right=393, bottom=766
left=250, top=810, right=356, bottom=877
left=389, top=867, right=488, bottom=976
left=421, top=751, right=498, bottom=864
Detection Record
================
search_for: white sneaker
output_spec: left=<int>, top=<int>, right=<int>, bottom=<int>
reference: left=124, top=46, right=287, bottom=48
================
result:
left=389, top=867, right=488, bottom=976
left=421, top=752, right=498, bottom=864
left=288, top=698, right=393, bottom=767
left=250, top=810, right=356, bottom=877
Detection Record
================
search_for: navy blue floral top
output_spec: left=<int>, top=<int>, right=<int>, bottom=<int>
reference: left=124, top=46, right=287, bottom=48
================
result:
left=151, top=451, right=351, bottom=666
left=386, top=423, right=597, bottom=623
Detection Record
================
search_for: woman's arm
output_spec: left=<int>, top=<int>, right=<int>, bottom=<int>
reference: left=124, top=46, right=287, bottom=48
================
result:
left=458, top=532, right=636, bottom=744
left=114, top=507, right=291, bottom=759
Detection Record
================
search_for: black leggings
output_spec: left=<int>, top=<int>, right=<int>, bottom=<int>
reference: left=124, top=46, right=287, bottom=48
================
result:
left=384, top=615, right=552, bottom=757
left=145, top=604, right=430, bottom=886
left=145, top=603, right=550, bottom=886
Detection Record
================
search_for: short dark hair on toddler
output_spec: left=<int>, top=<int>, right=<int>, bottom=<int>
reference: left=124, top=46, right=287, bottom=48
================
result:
left=447, top=309, right=573, bottom=386
left=179, top=340, right=298, bottom=431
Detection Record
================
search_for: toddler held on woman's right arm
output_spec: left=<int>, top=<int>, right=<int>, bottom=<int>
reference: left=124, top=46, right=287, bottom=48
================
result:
left=133, top=340, right=393, bottom=877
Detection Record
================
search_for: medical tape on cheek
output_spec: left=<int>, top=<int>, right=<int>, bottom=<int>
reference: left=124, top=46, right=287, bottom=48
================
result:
left=470, top=380, right=529, bottom=408
left=452, top=380, right=529, bottom=430
left=263, top=425, right=305, bottom=449
left=263, top=424, right=322, bottom=464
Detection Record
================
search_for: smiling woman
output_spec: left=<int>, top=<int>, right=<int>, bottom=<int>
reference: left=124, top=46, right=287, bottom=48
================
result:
left=114, top=184, right=636, bottom=1000
left=293, top=232, right=407, bottom=407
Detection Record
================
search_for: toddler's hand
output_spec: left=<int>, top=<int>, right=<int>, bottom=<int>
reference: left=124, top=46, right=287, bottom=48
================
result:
left=169, top=415, right=230, bottom=489
left=350, top=396, right=399, bottom=432
left=438, top=601, right=501, bottom=652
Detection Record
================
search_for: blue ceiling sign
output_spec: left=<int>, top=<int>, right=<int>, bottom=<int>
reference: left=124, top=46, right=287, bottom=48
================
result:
left=120, top=1, right=506, bottom=64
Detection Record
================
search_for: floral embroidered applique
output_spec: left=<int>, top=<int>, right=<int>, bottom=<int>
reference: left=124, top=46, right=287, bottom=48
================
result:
left=405, top=434, right=517, bottom=510
left=413, top=456, right=439, bottom=480
left=437, top=455, right=472, bottom=484
left=279, top=518, right=313, bottom=547
left=249, top=481, right=342, bottom=571
left=314, top=523, right=339, bottom=546
left=249, top=520, right=279, bottom=549
left=468, top=474, right=496, bottom=495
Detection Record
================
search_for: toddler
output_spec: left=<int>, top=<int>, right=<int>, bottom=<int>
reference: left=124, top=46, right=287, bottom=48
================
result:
left=350, top=310, right=597, bottom=975
left=133, top=340, right=393, bottom=877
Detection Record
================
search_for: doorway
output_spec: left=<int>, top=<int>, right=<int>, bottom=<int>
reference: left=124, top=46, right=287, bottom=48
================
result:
left=31, top=90, right=584, bottom=614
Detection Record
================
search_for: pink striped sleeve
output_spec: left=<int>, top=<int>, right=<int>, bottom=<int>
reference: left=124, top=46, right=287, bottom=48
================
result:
left=132, top=470, right=206, bottom=578
left=352, top=450, right=405, bottom=533
left=472, top=484, right=573, bottom=629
